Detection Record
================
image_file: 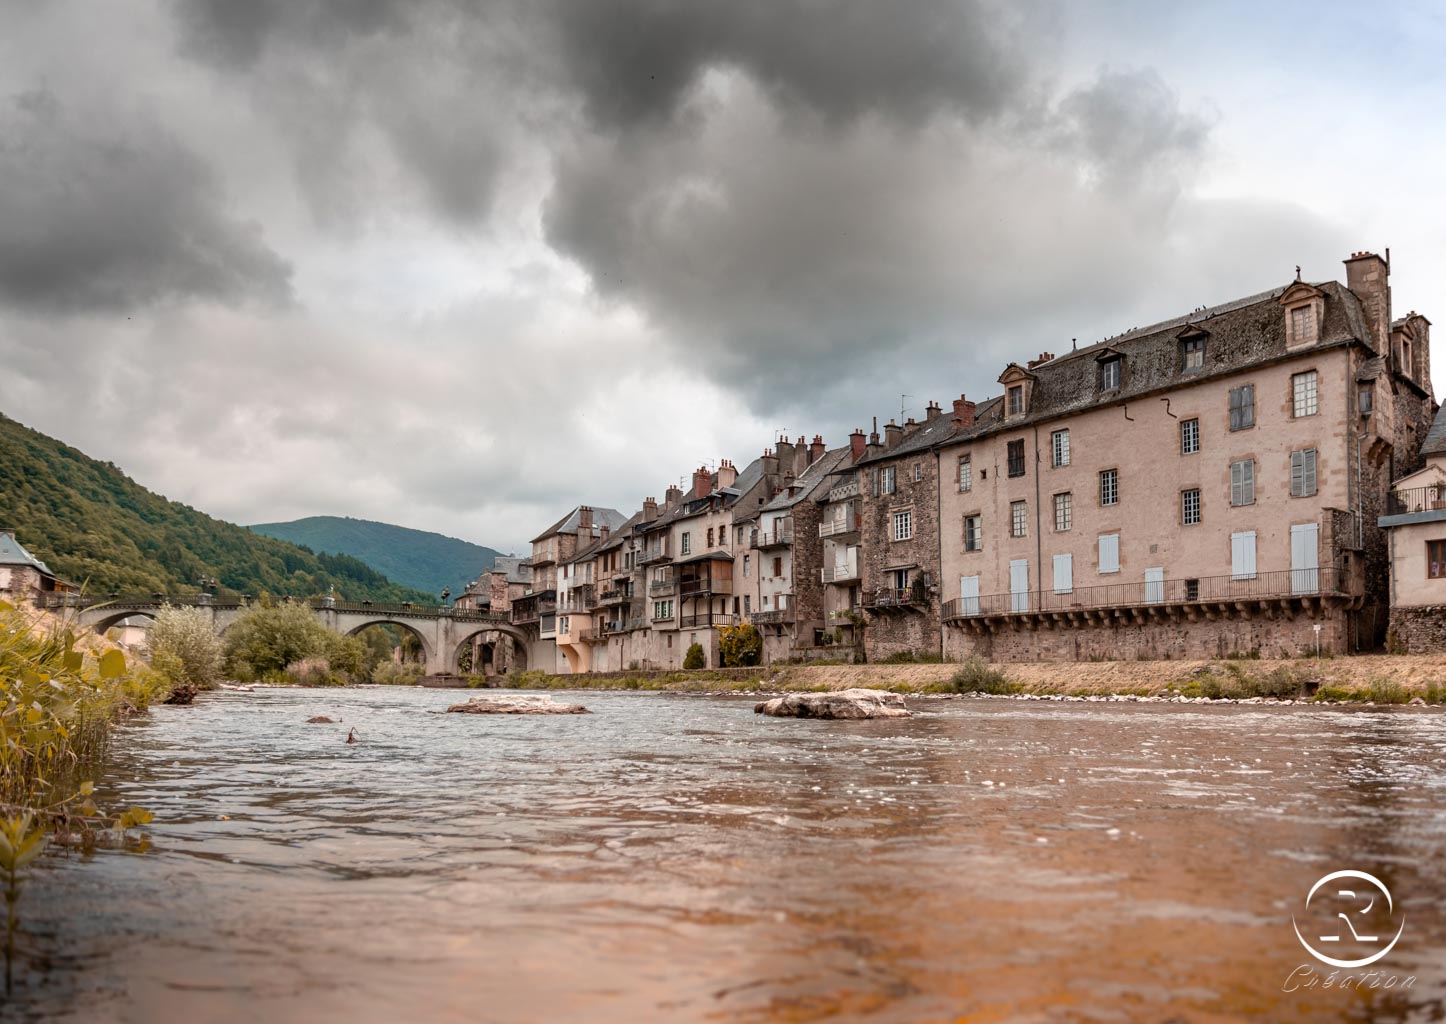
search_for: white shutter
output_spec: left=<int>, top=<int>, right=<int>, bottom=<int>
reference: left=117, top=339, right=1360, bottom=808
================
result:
left=1144, top=567, right=1165, bottom=604
left=1052, top=553, right=1073, bottom=594
left=1098, top=533, right=1120, bottom=574
left=1291, top=523, right=1319, bottom=594
left=1231, top=531, right=1256, bottom=580
left=1010, top=559, right=1029, bottom=612
left=959, top=575, right=979, bottom=616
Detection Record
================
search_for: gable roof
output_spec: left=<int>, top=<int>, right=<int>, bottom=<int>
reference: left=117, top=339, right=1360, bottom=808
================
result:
left=0, top=531, right=56, bottom=576
left=1421, top=404, right=1446, bottom=458
left=760, top=446, right=852, bottom=511
left=530, top=505, right=628, bottom=544
left=857, top=413, right=960, bottom=466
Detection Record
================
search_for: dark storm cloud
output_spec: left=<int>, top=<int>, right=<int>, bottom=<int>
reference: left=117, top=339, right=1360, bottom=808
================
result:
left=0, top=88, right=293, bottom=314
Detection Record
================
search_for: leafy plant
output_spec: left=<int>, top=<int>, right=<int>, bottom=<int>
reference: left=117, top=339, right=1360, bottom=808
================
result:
left=949, top=656, right=1015, bottom=694
left=718, top=623, right=762, bottom=667
left=683, top=642, right=706, bottom=670
left=146, top=604, right=224, bottom=694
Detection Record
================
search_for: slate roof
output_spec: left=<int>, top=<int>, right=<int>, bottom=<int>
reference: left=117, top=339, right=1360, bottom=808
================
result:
left=760, top=446, right=852, bottom=511
left=856, top=412, right=961, bottom=466
left=529, top=505, right=628, bottom=544
left=638, top=456, right=769, bottom=533
left=939, top=279, right=1370, bottom=448
left=1421, top=404, right=1446, bottom=458
left=0, top=531, right=55, bottom=575
left=491, top=555, right=530, bottom=584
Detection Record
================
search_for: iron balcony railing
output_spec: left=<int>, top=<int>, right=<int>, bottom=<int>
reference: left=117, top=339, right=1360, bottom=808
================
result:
left=640, top=539, right=673, bottom=564
left=626, top=616, right=648, bottom=631
left=510, top=598, right=557, bottom=624
left=1388, top=485, right=1446, bottom=515
left=942, top=566, right=1348, bottom=621
left=680, top=613, right=739, bottom=629
left=649, top=576, right=677, bottom=597
left=827, top=477, right=861, bottom=503
left=820, top=563, right=861, bottom=583
left=818, top=507, right=859, bottom=538
left=751, top=523, right=794, bottom=549
left=598, top=587, right=632, bottom=606
left=751, top=607, right=793, bottom=625
left=866, top=588, right=919, bottom=609
left=680, top=577, right=733, bottom=596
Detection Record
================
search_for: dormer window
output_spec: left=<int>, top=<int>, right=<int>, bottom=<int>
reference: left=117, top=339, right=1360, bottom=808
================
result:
left=1179, top=329, right=1207, bottom=372
left=1291, top=305, right=1315, bottom=342
left=1401, top=338, right=1413, bottom=379
left=1100, top=357, right=1121, bottom=391
left=1007, top=385, right=1024, bottom=416
left=997, top=363, right=1037, bottom=421
left=1279, top=280, right=1325, bottom=349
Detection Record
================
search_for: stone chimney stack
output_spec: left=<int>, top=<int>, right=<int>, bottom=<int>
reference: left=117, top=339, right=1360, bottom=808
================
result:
left=950, top=394, right=977, bottom=429
left=599, top=524, right=610, bottom=542
left=643, top=497, right=659, bottom=521
left=884, top=419, right=904, bottom=449
left=578, top=505, right=593, bottom=532
left=692, top=465, right=713, bottom=498
left=717, top=459, right=737, bottom=489
left=809, top=435, right=826, bottom=463
left=1345, top=250, right=1391, bottom=355
left=849, top=429, right=866, bottom=462
left=1409, top=311, right=1432, bottom=389
left=664, top=485, right=683, bottom=507
left=1026, top=352, right=1055, bottom=369
left=774, top=436, right=795, bottom=475
left=925, top=401, right=941, bottom=422
left=760, top=447, right=780, bottom=479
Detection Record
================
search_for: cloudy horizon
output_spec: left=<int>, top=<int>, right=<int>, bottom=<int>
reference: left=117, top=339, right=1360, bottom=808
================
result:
left=3, top=0, right=1443, bottom=554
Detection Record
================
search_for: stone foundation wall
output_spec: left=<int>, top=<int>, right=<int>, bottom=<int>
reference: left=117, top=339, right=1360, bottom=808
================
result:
left=1387, top=606, right=1446, bottom=653
left=862, top=608, right=939, bottom=662
left=943, top=611, right=1348, bottom=663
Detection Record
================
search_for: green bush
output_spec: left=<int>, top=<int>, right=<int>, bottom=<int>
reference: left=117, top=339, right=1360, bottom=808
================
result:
left=223, top=603, right=336, bottom=681
left=950, top=656, right=1015, bottom=694
left=283, top=657, right=347, bottom=687
left=879, top=649, right=945, bottom=664
left=683, top=642, right=706, bottom=670
left=718, top=623, right=762, bottom=667
left=1366, top=677, right=1409, bottom=704
left=372, top=661, right=425, bottom=686
left=145, top=604, right=224, bottom=692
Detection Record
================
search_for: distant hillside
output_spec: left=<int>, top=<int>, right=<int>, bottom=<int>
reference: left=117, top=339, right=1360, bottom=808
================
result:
left=0, top=413, right=434, bottom=603
left=248, top=516, right=501, bottom=598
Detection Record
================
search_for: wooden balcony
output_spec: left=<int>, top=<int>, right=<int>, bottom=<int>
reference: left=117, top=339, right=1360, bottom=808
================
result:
left=680, top=613, right=739, bottom=629
left=680, top=576, right=733, bottom=597
left=820, top=563, right=860, bottom=584
left=751, top=523, right=794, bottom=549
left=751, top=607, right=794, bottom=625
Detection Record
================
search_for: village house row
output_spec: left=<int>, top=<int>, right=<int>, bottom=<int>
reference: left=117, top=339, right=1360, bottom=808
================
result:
left=453, top=250, right=1446, bottom=672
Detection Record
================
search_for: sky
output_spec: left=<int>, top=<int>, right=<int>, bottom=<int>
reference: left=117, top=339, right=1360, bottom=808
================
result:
left=2, top=0, right=1444, bottom=555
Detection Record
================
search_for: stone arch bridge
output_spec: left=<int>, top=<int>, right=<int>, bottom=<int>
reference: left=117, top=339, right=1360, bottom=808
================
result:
left=44, top=596, right=527, bottom=676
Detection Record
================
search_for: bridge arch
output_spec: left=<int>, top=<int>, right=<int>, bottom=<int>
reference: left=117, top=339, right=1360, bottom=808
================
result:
left=89, top=609, right=158, bottom=635
left=344, top=619, right=434, bottom=663
left=451, top=625, right=528, bottom=675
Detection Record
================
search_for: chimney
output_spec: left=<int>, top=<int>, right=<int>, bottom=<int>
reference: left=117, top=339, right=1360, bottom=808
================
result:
left=951, top=394, right=977, bottom=429
left=884, top=419, right=904, bottom=449
left=717, top=459, right=737, bottom=489
left=599, top=524, right=610, bottom=542
left=664, top=485, right=683, bottom=507
left=925, top=401, right=941, bottom=423
left=1026, top=352, right=1055, bottom=369
left=849, top=429, right=867, bottom=462
left=692, top=465, right=713, bottom=498
left=1345, top=250, right=1391, bottom=355
left=578, top=505, right=593, bottom=532
left=809, top=434, right=826, bottom=463
left=1410, top=312, right=1432, bottom=390
left=642, top=497, right=659, bottom=521
left=760, top=447, right=779, bottom=479
left=774, top=436, right=795, bottom=477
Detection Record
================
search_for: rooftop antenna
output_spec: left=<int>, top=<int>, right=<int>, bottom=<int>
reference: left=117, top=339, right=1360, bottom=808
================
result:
left=900, top=394, right=912, bottom=420
left=1071, top=337, right=1077, bottom=351
left=1295, top=264, right=1302, bottom=281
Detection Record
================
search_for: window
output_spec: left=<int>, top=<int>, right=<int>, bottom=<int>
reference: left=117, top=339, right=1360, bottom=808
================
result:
left=680, top=532, right=691, bottom=555
left=1292, top=370, right=1318, bottom=417
left=1100, top=358, right=1121, bottom=390
left=913, top=462, right=923, bottom=482
left=1010, top=500, right=1027, bottom=538
left=1230, top=459, right=1255, bottom=506
left=743, top=554, right=750, bottom=577
left=1402, top=340, right=1413, bottom=378
left=879, top=466, right=896, bottom=495
left=1182, top=488, right=1201, bottom=526
left=1182, top=335, right=1206, bottom=372
left=744, top=595, right=751, bottom=614
left=964, top=514, right=982, bottom=552
left=1098, top=533, right=1120, bottom=574
left=1291, top=449, right=1317, bottom=497
left=1053, top=492, right=1072, bottom=532
left=1007, top=439, right=1026, bottom=477
left=653, top=600, right=673, bottom=620
left=1100, top=468, right=1118, bottom=506
left=1051, top=429, right=1070, bottom=467
left=1359, top=386, right=1374, bottom=416
left=893, top=509, right=913, bottom=541
left=772, top=556, right=783, bottom=577
left=1291, top=305, right=1316, bottom=344
left=1429, top=540, right=1446, bottom=579
left=958, top=455, right=972, bottom=492
left=706, top=527, right=714, bottom=547
left=1008, top=385, right=1024, bottom=416
left=1231, top=531, right=1257, bottom=580
left=892, top=568, right=911, bottom=592
left=1181, top=418, right=1199, bottom=455
left=1229, top=385, right=1255, bottom=431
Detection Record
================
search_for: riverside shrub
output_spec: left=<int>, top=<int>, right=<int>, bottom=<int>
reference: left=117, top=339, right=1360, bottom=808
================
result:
left=683, top=642, right=706, bottom=670
left=146, top=604, right=224, bottom=692
left=718, top=624, right=762, bottom=667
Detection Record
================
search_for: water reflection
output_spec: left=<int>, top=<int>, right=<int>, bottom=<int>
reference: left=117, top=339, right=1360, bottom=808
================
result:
left=10, top=689, right=1446, bottom=1022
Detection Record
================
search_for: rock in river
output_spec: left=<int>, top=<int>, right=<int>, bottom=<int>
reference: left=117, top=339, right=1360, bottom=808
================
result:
left=446, top=694, right=590, bottom=715
left=754, top=688, right=912, bottom=720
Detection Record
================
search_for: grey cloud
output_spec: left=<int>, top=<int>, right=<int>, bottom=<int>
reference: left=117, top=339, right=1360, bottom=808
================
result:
left=0, top=88, right=293, bottom=314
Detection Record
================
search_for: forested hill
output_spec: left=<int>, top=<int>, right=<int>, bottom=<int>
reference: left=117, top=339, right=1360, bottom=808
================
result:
left=248, top=516, right=501, bottom=598
left=0, top=413, right=435, bottom=603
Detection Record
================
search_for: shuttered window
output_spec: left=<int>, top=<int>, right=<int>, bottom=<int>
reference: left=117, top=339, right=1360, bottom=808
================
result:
left=1230, top=460, right=1255, bottom=506
left=1231, top=531, right=1257, bottom=580
left=964, top=515, right=982, bottom=552
left=1291, top=449, right=1317, bottom=497
left=958, top=455, right=972, bottom=492
left=1229, top=385, right=1255, bottom=431
left=1098, top=533, right=1120, bottom=574
left=1007, top=439, right=1026, bottom=477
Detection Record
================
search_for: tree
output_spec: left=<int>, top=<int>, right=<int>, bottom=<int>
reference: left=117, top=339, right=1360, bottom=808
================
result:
left=718, top=623, right=762, bottom=667
left=683, top=642, right=706, bottom=670
left=146, top=605, right=224, bottom=691
left=223, top=603, right=333, bottom=681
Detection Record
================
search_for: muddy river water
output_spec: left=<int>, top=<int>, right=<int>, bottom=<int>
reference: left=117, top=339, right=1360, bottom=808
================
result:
left=10, top=687, right=1446, bottom=1023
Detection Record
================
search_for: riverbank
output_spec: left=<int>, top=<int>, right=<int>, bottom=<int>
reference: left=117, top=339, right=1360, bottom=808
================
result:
left=497, top=654, right=1446, bottom=704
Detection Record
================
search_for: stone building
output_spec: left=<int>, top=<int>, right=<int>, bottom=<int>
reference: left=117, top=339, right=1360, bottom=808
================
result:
left=1379, top=403, right=1446, bottom=650
left=936, top=252, right=1434, bottom=662
left=0, top=530, right=73, bottom=606
left=512, top=505, right=626, bottom=673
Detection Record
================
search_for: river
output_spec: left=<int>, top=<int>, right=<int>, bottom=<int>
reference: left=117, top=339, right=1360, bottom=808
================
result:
left=7, top=687, right=1446, bottom=1023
